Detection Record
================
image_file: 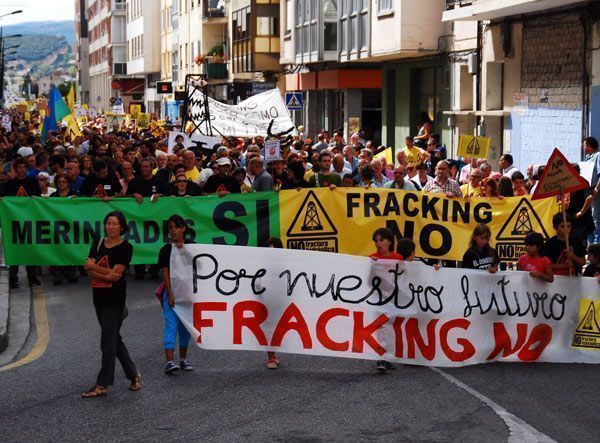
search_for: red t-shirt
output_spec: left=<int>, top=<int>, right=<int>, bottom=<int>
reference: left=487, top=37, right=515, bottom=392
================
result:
left=517, top=254, right=552, bottom=273
left=370, top=252, right=404, bottom=260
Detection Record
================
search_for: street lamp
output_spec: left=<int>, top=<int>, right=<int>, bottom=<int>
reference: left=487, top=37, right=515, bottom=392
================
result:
left=0, top=10, right=23, bottom=20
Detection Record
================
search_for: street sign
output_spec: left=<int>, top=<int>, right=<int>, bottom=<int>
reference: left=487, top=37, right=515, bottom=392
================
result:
left=285, top=92, right=303, bottom=111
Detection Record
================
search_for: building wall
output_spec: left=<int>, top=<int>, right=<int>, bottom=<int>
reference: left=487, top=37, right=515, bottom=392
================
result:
left=591, top=20, right=600, bottom=140
left=511, top=14, right=584, bottom=168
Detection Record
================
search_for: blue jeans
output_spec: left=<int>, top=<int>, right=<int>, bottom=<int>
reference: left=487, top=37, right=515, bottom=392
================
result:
left=163, top=295, right=191, bottom=350
left=590, top=198, right=600, bottom=244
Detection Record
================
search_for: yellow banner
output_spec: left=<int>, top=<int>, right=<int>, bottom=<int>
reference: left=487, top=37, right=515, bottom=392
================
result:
left=457, top=134, right=491, bottom=158
left=279, top=188, right=559, bottom=262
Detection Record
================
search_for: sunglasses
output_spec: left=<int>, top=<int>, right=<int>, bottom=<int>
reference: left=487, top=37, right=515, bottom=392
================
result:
left=176, top=180, right=187, bottom=183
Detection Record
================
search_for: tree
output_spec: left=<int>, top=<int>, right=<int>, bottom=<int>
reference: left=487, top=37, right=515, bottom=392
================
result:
left=57, top=81, right=74, bottom=97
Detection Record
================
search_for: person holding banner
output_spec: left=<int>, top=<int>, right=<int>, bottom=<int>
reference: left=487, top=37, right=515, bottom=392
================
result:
left=516, top=233, right=554, bottom=283
left=461, top=224, right=499, bottom=272
left=370, top=227, right=403, bottom=373
left=542, top=213, right=587, bottom=276
left=158, top=215, right=194, bottom=374
left=82, top=211, right=140, bottom=398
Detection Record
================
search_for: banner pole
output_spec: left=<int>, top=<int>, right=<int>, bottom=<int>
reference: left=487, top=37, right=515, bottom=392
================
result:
left=561, top=187, right=572, bottom=276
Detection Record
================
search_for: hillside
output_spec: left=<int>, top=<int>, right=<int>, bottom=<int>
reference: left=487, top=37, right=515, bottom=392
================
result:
left=2, top=20, right=75, bottom=45
left=2, top=21, right=76, bottom=83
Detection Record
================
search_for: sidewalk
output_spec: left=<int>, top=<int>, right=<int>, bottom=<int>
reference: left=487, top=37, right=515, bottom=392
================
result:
left=0, top=268, right=8, bottom=353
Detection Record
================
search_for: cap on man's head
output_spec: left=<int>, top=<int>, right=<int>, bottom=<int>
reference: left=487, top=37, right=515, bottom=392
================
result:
left=216, top=157, right=231, bottom=166
left=303, top=139, right=313, bottom=145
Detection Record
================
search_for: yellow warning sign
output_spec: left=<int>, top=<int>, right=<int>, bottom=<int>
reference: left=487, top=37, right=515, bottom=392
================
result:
left=285, top=190, right=338, bottom=252
left=495, top=197, right=552, bottom=262
left=496, top=198, right=550, bottom=241
left=572, top=300, right=600, bottom=350
left=457, top=135, right=491, bottom=159
left=138, top=113, right=150, bottom=129
left=130, top=105, right=142, bottom=121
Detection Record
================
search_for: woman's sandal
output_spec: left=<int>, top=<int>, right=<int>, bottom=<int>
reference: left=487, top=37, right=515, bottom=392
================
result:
left=81, top=385, right=107, bottom=398
left=129, top=372, right=141, bottom=391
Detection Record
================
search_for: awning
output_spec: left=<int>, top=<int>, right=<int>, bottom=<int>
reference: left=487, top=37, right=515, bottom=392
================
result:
left=442, top=0, right=587, bottom=22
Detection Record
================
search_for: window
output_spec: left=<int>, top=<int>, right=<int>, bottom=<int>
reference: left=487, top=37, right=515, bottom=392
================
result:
left=323, top=1, right=337, bottom=52
left=257, top=17, right=278, bottom=35
left=378, top=0, right=393, bottom=12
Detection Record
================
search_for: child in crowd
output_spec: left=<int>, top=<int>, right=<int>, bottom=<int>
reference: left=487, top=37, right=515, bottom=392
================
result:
left=542, top=213, right=587, bottom=276
left=265, top=237, right=284, bottom=369
left=584, top=243, right=600, bottom=278
left=517, top=232, right=554, bottom=282
left=158, top=215, right=193, bottom=374
left=461, top=224, right=499, bottom=272
left=370, top=227, right=403, bottom=373
left=511, top=171, right=528, bottom=196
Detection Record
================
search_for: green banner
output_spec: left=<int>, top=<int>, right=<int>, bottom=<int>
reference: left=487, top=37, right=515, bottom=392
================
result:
left=0, top=194, right=280, bottom=265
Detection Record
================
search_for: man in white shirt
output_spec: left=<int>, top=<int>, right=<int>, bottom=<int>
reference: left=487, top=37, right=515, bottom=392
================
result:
left=500, top=153, right=520, bottom=179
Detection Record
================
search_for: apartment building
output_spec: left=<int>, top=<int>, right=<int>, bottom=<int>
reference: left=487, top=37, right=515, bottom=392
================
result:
left=280, top=0, right=448, bottom=145
left=159, top=0, right=226, bottom=121
left=442, top=0, right=600, bottom=169
left=86, top=0, right=128, bottom=112
left=126, top=0, right=161, bottom=115
left=75, top=0, right=90, bottom=106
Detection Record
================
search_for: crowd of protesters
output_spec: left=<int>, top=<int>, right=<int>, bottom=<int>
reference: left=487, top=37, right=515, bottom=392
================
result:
left=0, top=115, right=599, bottom=256
left=1, top=110, right=600, bottom=385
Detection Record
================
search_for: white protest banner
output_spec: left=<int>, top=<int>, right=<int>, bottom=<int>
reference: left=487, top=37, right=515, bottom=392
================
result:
left=189, top=133, right=222, bottom=151
left=188, top=88, right=295, bottom=137
left=171, top=244, right=600, bottom=367
left=1, top=114, right=11, bottom=132
left=167, top=131, right=194, bottom=153
left=264, top=140, right=281, bottom=162
left=167, top=131, right=221, bottom=154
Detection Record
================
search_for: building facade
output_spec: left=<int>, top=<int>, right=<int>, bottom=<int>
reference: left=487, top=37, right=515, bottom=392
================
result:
left=280, top=0, right=448, bottom=146
left=75, top=0, right=90, bottom=106
left=443, top=0, right=600, bottom=169
left=158, top=0, right=282, bottom=122
left=126, top=0, right=161, bottom=115
left=86, top=0, right=128, bottom=112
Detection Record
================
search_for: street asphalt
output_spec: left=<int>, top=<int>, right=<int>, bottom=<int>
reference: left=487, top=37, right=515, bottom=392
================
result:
left=0, top=272, right=598, bottom=442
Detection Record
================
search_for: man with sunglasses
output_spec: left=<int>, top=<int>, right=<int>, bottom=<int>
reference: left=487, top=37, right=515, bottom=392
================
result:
left=384, top=165, right=416, bottom=190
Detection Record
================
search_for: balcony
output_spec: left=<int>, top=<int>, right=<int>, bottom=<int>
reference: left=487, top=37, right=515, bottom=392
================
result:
left=203, top=0, right=227, bottom=23
left=205, top=63, right=228, bottom=80
left=442, top=0, right=586, bottom=22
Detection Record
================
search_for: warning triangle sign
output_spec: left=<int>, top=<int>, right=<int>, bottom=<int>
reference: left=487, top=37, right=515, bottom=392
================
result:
left=287, top=95, right=301, bottom=108
left=93, top=184, right=108, bottom=198
left=532, top=148, right=589, bottom=200
left=576, top=302, right=600, bottom=335
left=496, top=198, right=550, bottom=241
left=287, top=190, right=337, bottom=237
left=466, top=137, right=481, bottom=157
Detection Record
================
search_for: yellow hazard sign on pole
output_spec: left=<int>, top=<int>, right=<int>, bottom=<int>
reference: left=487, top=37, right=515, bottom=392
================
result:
left=457, top=134, right=492, bottom=158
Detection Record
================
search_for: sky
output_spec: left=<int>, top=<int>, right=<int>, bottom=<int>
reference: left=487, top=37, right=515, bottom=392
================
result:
left=0, top=0, right=75, bottom=25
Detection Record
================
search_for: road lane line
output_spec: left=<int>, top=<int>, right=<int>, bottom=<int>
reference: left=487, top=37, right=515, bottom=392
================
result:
left=0, top=286, right=50, bottom=373
left=431, top=367, right=555, bottom=442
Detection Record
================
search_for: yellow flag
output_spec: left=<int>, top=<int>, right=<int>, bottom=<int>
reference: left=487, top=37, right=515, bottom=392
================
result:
left=67, top=84, right=75, bottom=114
left=64, top=114, right=82, bottom=138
